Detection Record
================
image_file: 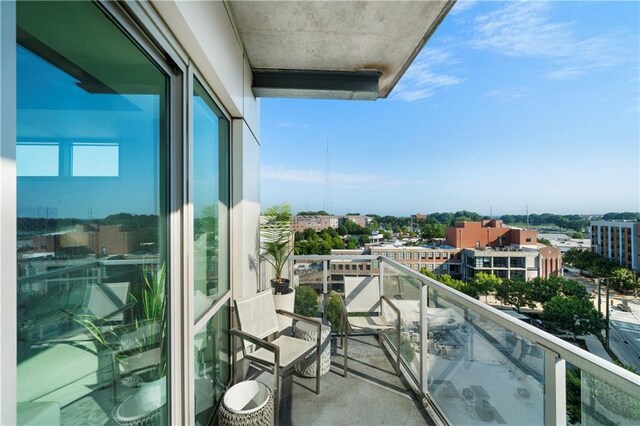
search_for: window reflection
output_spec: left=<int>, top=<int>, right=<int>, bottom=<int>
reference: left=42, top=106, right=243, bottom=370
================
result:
left=193, top=80, right=230, bottom=319
left=72, top=142, right=119, bottom=177
left=16, top=2, right=168, bottom=424
left=17, top=142, right=59, bottom=177
left=194, top=304, right=230, bottom=425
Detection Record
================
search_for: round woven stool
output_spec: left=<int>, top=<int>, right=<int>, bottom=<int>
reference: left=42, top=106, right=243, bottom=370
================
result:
left=294, top=320, right=331, bottom=377
left=218, top=381, right=273, bottom=426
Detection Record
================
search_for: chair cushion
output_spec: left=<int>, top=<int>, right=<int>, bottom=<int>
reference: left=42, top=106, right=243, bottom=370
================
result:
left=348, top=316, right=396, bottom=332
left=247, top=336, right=316, bottom=368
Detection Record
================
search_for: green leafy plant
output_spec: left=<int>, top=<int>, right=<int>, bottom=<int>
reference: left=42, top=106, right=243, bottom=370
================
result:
left=326, top=291, right=343, bottom=332
left=295, top=285, right=319, bottom=317
left=69, top=263, right=168, bottom=382
left=129, top=262, right=168, bottom=381
left=260, top=203, right=293, bottom=283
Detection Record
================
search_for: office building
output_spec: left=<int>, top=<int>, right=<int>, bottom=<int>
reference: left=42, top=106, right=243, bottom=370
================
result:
left=461, top=245, right=562, bottom=281
left=591, top=220, right=639, bottom=271
left=445, top=219, right=538, bottom=249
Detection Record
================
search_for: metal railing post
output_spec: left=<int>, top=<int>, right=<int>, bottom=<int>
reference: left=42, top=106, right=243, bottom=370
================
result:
left=544, top=350, right=567, bottom=426
left=420, top=282, right=428, bottom=397
left=379, top=259, right=385, bottom=301
left=322, top=260, right=328, bottom=322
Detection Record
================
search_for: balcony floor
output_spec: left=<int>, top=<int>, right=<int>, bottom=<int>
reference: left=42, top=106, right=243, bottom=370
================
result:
left=249, top=335, right=437, bottom=426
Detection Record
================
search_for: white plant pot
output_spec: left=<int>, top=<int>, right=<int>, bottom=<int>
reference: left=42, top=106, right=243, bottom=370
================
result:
left=136, top=376, right=167, bottom=413
left=273, top=288, right=295, bottom=331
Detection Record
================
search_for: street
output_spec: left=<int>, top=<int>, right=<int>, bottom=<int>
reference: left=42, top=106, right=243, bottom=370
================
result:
left=609, top=305, right=640, bottom=371
left=564, top=267, right=640, bottom=371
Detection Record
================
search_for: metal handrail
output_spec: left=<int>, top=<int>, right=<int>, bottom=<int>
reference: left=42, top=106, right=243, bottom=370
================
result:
left=293, top=255, right=377, bottom=261
left=378, top=256, right=640, bottom=396
left=17, top=257, right=159, bottom=284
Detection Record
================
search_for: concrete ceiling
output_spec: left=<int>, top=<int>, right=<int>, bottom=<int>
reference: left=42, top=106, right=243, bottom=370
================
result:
left=227, top=0, right=455, bottom=100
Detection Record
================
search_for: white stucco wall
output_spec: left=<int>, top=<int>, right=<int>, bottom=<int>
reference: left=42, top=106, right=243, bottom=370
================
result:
left=152, top=1, right=261, bottom=299
left=232, top=120, right=261, bottom=299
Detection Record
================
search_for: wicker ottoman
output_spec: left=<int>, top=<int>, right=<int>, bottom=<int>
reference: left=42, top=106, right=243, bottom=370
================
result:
left=294, top=321, right=331, bottom=377
left=218, top=381, right=273, bottom=426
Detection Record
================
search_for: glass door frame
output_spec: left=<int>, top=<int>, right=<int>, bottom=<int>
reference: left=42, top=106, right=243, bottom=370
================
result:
left=0, top=0, right=235, bottom=424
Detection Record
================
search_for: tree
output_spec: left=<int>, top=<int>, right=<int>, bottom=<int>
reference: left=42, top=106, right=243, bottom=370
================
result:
left=346, top=238, right=358, bottom=249
left=559, top=278, right=590, bottom=300
left=528, top=277, right=561, bottom=304
left=542, top=296, right=604, bottom=339
left=294, top=285, right=318, bottom=317
left=609, top=267, right=638, bottom=294
left=537, top=238, right=551, bottom=246
left=494, top=279, right=535, bottom=312
left=471, top=272, right=501, bottom=301
left=297, top=210, right=329, bottom=216
left=421, top=223, right=446, bottom=240
left=358, top=234, right=370, bottom=245
left=420, top=270, right=479, bottom=298
left=563, top=248, right=615, bottom=277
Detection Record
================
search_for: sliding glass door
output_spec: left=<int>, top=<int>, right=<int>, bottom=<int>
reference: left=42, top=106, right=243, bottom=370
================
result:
left=16, top=2, right=169, bottom=423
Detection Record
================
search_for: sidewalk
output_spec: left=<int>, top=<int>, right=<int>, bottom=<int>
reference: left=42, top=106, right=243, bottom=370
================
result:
left=584, top=334, right=612, bottom=362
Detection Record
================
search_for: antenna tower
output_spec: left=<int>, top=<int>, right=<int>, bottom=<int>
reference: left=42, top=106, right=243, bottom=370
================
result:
left=323, top=139, right=332, bottom=213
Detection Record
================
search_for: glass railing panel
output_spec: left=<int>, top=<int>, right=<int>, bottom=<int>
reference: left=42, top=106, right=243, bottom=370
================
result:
left=579, top=369, right=640, bottom=425
left=292, top=258, right=327, bottom=292
left=425, top=286, right=545, bottom=425
left=195, top=303, right=230, bottom=426
left=381, top=262, right=422, bottom=383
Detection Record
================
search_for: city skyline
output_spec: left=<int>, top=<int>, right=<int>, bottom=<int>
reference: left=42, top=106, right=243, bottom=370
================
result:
left=260, top=1, right=640, bottom=216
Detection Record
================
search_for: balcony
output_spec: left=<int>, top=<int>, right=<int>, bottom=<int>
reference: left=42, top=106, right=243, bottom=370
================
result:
left=257, top=254, right=640, bottom=425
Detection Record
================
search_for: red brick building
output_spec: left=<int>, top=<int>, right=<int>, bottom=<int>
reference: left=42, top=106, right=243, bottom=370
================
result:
left=445, top=220, right=537, bottom=249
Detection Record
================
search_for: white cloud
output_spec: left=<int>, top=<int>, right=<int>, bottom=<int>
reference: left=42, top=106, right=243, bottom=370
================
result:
left=393, top=47, right=465, bottom=102
left=472, top=2, right=625, bottom=79
left=261, top=166, right=381, bottom=185
left=484, top=87, right=534, bottom=102
left=450, top=0, right=478, bottom=15
left=261, top=166, right=430, bottom=187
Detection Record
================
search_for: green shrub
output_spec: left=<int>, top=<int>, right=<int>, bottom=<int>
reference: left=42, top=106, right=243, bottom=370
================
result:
left=294, top=285, right=319, bottom=317
left=326, top=291, right=343, bottom=332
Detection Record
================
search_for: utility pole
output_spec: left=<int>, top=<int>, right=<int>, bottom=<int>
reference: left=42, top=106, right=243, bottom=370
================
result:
left=605, top=277, right=611, bottom=350
left=597, top=278, right=602, bottom=316
left=322, top=139, right=331, bottom=214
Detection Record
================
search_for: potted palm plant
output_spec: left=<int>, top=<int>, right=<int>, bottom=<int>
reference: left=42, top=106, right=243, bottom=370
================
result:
left=260, top=203, right=294, bottom=294
left=70, top=263, right=168, bottom=415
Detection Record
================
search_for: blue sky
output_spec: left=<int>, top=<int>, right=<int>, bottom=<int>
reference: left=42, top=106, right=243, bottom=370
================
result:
left=260, top=1, right=640, bottom=217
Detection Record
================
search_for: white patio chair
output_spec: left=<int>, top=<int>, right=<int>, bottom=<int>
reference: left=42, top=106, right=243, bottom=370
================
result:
left=340, top=276, right=401, bottom=377
left=83, top=281, right=131, bottom=324
left=231, top=290, right=321, bottom=425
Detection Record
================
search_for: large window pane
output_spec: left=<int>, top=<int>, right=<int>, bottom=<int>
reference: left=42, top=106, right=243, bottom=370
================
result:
left=16, top=2, right=169, bottom=424
left=195, top=304, right=230, bottom=425
left=193, top=80, right=230, bottom=319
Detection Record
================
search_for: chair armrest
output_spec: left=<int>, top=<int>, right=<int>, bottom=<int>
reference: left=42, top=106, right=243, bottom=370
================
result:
left=230, top=328, right=279, bottom=354
left=276, top=310, right=321, bottom=345
left=381, top=296, right=402, bottom=325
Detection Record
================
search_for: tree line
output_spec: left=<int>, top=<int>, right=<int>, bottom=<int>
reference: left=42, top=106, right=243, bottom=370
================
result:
left=420, top=270, right=604, bottom=339
left=563, top=248, right=638, bottom=294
